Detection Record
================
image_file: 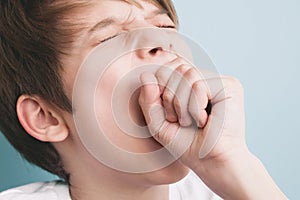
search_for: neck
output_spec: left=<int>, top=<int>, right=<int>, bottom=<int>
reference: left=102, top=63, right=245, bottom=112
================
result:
left=69, top=180, right=169, bottom=200
left=60, top=147, right=170, bottom=200
left=54, top=133, right=181, bottom=200
left=68, top=164, right=169, bottom=200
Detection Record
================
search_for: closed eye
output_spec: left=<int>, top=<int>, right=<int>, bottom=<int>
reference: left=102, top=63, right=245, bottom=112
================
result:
left=97, top=25, right=176, bottom=45
left=98, top=35, right=118, bottom=44
left=158, top=25, right=176, bottom=29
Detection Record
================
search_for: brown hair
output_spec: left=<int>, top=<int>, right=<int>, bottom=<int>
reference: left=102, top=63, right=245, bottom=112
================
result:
left=0, top=0, right=178, bottom=182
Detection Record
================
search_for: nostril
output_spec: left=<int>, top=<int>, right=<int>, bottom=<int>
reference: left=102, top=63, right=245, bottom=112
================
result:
left=149, top=47, right=163, bottom=56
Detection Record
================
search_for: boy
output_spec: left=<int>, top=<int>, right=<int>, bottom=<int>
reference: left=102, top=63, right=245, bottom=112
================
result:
left=0, top=0, right=287, bottom=199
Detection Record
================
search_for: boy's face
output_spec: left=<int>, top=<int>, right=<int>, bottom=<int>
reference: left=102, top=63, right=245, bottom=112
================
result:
left=59, top=0, right=189, bottom=183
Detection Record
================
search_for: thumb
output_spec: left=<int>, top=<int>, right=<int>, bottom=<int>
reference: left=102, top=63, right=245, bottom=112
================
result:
left=138, top=72, right=171, bottom=142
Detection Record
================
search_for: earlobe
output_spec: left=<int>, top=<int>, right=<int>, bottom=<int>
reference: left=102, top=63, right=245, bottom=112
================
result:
left=16, top=95, right=69, bottom=142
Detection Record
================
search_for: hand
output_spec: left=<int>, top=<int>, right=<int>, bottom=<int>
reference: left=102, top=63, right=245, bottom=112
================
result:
left=138, top=57, right=287, bottom=199
left=139, top=57, right=245, bottom=168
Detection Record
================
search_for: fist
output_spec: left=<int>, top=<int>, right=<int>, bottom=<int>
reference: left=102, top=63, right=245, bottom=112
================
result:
left=138, top=57, right=246, bottom=168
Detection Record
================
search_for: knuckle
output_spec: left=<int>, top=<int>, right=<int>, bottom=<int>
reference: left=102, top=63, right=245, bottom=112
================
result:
left=155, top=70, right=167, bottom=85
left=192, top=81, right=200, bottom=90
left=155, top=70, right=164, bottom=81
left=221, top=76, right=244, bottom=92
left=175, top=64, right=190, bottom=74
left=183, top=67, right=197, bottom=80
left=174, top=57, right=187, bottom=66
left=221, top=75, right=238, bottom=83
left=192, top=80, right=204, bottom=91
left=163, top=90, right=174, bottom=104
left=232, top=77, right=243, bottom=88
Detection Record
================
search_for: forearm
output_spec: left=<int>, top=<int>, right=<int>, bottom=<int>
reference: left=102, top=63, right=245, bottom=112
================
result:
left=191, top=148, right=288, bottom=200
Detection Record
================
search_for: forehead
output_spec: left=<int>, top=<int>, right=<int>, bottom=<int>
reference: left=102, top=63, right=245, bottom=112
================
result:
left=60, top=0, right=163, bottom=35
left=60, top=0, right=163, bottom=28
left=74, top=0, right=161, bottom=16
left=60, top=0, right=161, bottom=15
left=53, top=0, right=168, bottom=52
left=124, top=0, right=162, bottom=8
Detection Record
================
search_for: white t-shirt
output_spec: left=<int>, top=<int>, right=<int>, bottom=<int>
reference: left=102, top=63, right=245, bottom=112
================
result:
left=0, top=172, right=222, bottom=200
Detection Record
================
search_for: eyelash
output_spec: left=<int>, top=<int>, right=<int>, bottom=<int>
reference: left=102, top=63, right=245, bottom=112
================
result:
left=158, top=25, right=176, bottom=29
left=99, top=35, right=118, bottom=44
left=98, top=25, right=176, bottom=44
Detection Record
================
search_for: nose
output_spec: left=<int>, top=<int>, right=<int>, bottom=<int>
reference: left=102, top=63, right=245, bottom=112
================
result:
left=136, top=47, right=164, bottom=59
left=128, top=28, right=173, bottom=61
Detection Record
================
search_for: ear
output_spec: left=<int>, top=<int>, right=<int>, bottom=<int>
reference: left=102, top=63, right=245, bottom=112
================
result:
left=16, top=95, right=69, bottom=142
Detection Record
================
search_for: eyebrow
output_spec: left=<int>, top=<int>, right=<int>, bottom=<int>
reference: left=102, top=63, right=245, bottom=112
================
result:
left=89, top=18, right=116, bottom=32
left=88, top=8, right=170, bottom=33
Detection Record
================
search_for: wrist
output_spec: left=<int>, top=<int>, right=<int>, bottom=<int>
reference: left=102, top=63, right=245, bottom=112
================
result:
left=191, top=147, right=287, bottom=200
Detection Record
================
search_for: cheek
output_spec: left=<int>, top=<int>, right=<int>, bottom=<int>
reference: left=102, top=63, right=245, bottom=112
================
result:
left=94, top=55, right=161, bottom=153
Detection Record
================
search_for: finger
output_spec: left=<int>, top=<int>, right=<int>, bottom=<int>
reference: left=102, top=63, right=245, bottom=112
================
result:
left=155, top=57, right=188, bottom=93
left=173, top=68, right=199, bottom=127
left=163, top=64, right=191, bottom=122
left=191, top=77, right=223, bottom=159
left=139, top=73, right=182, bottom=147
left=138, top=73, right=198, bottom=159
left=189, top=80, right=209, bottom=128
left=139, top=72, right=166, bottom=136
left=190, top=76, right=244, bottom=159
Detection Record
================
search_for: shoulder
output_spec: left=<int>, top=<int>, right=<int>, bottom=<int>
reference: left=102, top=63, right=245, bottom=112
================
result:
left=0, top=181, right=71, bottom=200
left=170, top=171, right=223, bottom=200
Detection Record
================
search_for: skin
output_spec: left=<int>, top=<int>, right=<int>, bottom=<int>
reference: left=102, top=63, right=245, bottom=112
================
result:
left=16, top=0, right=288, bottom=199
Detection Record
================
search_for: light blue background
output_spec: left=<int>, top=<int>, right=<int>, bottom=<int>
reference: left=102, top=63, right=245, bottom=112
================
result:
left=173, top=0, right=299, bottom=199
left=0, top=0, right=299, bottom=199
